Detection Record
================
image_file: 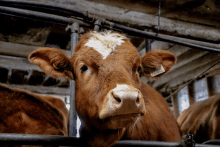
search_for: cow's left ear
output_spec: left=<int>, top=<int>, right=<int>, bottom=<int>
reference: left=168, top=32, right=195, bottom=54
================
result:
left=141, top=50, right=176, bottom=78
left=28, top=47, right=74, bottom=80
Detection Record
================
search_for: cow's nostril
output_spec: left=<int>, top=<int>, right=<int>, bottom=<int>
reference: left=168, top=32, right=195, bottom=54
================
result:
left=112, top=92, right=122, bottom=103
left=115, top=97, right=121, bottom=103
left=136, top=95, right=140, bottom=104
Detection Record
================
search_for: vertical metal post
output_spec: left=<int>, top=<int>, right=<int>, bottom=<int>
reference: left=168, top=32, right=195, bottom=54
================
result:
left=68, top=22, right=79, bottom=137
left=145, top=39, right=151, bottom=52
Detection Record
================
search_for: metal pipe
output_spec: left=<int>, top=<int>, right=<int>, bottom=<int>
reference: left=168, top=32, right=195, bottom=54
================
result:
left=203, top=140, right=220, bottom=145
left=113, top=140, right=182, bottom=147
left=145, top=39, right=151, bottom=52
left=0, top=6, right=83, bottom=25
left=0, top=0, right=86, bottom=18
left=0, top=4, right=219, bottom=53
left=0, top=133, right=80, bottom=146
left=68, top=22, right=79, bottom=137
left=103, top=22, right=220, bottom=53
left=0, top=134, right=218, bottom=147
left=195, top=144, right=220, bottom=147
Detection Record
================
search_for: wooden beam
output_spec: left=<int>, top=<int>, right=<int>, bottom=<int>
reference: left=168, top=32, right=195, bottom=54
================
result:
left=14, top=0, right=220, bottom=41
left=4, top=84, right=70, bottom=95
left=0, top=41, right=71, bottom=58
left=0, top=55, right=41, bottom=71
left=166, top=58, right=220, bottom=89
left=168, top=45, right=191, bottom=57
left=153, top=52, right=220, bottom=89
left=171, top=49, right=209, bottom=71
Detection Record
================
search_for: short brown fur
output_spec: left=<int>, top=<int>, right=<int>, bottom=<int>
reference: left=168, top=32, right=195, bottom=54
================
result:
left=177, top=94, right=220, bottom=143
left=29, top=31, right=181, bottom=147
left=0, top=83, right=69, bottom=147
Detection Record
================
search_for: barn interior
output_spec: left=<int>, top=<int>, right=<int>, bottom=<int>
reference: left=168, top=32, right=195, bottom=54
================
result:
left=0, top=0, right=220, bottom=119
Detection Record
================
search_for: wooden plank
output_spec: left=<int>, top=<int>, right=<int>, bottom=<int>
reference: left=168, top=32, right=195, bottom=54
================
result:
left=153, top=52, right=219, bottom=89
left=0, top=55, right=41, bottom=71
left=166, top=58, right=220, bottom=89
left=168, top=45, right=191, bottom=57
left=138, top=40, right=173, bottom=56
left=171, top=49, right=209, bottom=71
left=0, top=41, right=71, bottom=58
left=15, top=0, right=220, bottom=41
left=4, top=84, right=70, bottom=95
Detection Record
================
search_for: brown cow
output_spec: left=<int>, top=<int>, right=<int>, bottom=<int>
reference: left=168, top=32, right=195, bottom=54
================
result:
left=177, top=94, right=220, bottom=143
left=29, top=31, right=181, bottom=147
left=0, top=83, right=68, bottom=147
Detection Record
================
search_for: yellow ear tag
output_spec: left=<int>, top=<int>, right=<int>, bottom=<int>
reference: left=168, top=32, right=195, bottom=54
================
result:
left=150, top=65, right=165, bottom=77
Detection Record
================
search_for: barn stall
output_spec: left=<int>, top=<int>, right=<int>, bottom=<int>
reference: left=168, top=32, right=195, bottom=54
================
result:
left=0, top=0, right=220, bottom=146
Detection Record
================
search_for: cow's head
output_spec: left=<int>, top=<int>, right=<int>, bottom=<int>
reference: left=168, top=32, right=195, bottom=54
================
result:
left=29, top=31, right=176, bottom=134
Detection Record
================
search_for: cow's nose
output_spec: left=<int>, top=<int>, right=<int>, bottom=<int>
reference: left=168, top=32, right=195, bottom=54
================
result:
left=111, top=89, right=140, bottom=107
left=99, top=84, right=146, bottom=119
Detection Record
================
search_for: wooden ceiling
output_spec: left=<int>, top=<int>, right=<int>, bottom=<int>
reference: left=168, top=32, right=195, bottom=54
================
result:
left=0, top=0, right=220, bottom=105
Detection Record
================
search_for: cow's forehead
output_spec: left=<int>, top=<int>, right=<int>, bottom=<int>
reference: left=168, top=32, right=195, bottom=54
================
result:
left=72, top=31, right=140, bottom=68
left=84, top=31, right=127, bottom=59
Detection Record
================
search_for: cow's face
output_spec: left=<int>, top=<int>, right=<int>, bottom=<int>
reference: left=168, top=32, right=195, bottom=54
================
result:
left=71, top=32, right=145, bottom=129
left=29, top=31, right=176, bottom=131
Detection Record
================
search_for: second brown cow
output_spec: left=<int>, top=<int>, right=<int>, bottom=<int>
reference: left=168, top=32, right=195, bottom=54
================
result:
left=0, top=83, right=69, bottom=147
left=177, top=94, right=220, bottom=143
left=29, top=31, right=181, bottom=147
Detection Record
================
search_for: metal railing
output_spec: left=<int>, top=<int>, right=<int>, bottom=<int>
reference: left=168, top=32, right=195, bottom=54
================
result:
left=0, top=1, right=219, bottom=147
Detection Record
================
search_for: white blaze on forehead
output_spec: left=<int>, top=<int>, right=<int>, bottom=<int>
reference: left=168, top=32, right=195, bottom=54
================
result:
left=84, top=31, right=127, bottom=59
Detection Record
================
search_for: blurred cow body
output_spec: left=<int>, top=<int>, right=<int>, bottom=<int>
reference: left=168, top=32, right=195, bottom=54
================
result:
left=0, top=83, right=68, bottom=147
left=177, top=94, right=220, bottom=143
left=29, top=31, right=181, bottom=147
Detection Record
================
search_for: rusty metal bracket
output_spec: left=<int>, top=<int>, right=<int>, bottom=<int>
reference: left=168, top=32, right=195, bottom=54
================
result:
left=182, top=134, right=195, bottom=147
left=94, top=20, right=102, bottom=31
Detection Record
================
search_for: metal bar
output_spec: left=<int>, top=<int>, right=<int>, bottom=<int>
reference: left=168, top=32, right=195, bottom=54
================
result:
left=103, top=22, right=220, bottom=53
left=114, top=140, right=182, bottom=147
left=203, top=140, right=220, bottom=145
left=0, top=4, right=219, bottom=53
left=0, top=134, right=218, bottom=147
left=145, top=39, right=151, bottom=52
left=0, top=6, right=83, bottom=25
left=68, top=22, right=79, bottom=137
left=0, top=0, right=86, bottom=18
left=0, top=133, right=80, bottom=146
left=195, top=145, right=220, bottom=147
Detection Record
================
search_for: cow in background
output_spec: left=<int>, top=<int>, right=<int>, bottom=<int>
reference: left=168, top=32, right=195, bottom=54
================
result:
left=0, top=83, right=68, bottom=147
left=177, top=94, right=220, bottom=143
left=29, top=31, right=181, bottom=147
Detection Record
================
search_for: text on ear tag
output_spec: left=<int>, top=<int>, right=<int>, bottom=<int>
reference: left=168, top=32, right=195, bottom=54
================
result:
left=150, top=65, right=165, bottom=77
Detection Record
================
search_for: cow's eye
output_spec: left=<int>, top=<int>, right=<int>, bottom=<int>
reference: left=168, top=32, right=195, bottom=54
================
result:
left=80, top=65, right=88, bottom=72
left=137, top=66, right=142, bottom=73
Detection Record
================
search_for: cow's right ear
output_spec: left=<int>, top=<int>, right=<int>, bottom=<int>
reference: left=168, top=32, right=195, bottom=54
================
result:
left=141, top=50, right=176, bottom=79
left=28, top=47, right=74, bottom=80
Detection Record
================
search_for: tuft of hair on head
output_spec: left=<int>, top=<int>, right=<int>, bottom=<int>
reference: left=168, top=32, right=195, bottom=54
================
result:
left=85, top=31, right=127, bottom=59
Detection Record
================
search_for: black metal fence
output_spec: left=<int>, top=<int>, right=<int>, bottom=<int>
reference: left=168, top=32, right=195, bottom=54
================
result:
left=0, top=0, right=219, bottom=147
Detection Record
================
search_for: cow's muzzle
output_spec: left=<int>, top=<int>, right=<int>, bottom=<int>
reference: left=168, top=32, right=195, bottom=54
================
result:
left=99, top=84, right=146, bottom=120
